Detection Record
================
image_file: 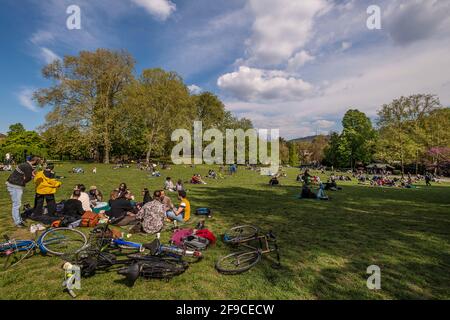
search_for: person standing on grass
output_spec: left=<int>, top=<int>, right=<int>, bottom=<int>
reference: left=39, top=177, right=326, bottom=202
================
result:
left=5, top=156, right=41, bottom=227
left=425, top=173, right=432, bottom=186
left=33, top=163, right=62, bottom=217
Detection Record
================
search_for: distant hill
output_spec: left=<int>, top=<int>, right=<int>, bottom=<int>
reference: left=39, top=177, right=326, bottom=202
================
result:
left=289, top=135, right=330, bottom=143
left=0, top=133, right=6, bottom=139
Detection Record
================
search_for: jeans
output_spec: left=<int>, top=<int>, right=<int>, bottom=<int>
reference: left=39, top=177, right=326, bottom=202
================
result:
left=166, top=210, right=184, bottom=222
left=34, top=194, right=57, bottom=216
left=6, top=182, right=24, bottom=225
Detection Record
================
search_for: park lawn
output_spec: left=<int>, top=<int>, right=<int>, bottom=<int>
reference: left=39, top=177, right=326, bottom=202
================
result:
left=0, top=163, right=449, bottom=300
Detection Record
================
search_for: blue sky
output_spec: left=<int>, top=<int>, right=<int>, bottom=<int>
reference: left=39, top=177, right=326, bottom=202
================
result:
left=1, top=0, right=450, bottom=139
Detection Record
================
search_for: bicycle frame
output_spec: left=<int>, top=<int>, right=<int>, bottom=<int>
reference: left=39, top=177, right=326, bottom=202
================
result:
left=230, top=231, right=281, bottom=267
left=0, top=229, right=64, bottom=255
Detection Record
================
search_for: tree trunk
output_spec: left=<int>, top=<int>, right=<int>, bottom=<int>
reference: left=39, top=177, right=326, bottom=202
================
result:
left=146, top=141, right=153, bottom=163
left=146, top=148, right=152, bottom=163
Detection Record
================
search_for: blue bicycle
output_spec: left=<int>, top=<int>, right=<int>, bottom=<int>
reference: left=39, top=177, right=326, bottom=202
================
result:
left=0, top=228, right=88, bottom=269
left=89, top=221, right=202, bottom=259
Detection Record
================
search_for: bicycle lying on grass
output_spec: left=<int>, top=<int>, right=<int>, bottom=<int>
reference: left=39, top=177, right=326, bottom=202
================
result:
left=0, top=228, right=88, bottom=269
left=88, top=219, right=203, bottom=259
left=63, top=220, right=201, bottom=285
left=216, top=225, right=281, bottom=274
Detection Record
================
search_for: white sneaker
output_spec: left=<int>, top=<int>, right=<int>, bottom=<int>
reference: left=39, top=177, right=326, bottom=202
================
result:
left=30, top=224, right=37, bottom=233
left=36, top=224, right=46, bottom=231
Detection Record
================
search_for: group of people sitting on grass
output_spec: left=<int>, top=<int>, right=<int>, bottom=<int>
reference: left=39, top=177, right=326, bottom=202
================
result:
left=43, top=179, right=191, bottom=234
left=5, top=157, right=191, bottom=233
left=297, top=169, right=330, bottom=200
left=164, top=177, right=184, bottom=192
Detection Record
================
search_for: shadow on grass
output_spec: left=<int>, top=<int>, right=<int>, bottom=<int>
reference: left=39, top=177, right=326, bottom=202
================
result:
left=193, top=183, right=450, bottom=299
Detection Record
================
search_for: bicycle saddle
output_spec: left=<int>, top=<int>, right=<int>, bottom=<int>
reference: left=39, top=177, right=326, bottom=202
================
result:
left=118, top=263, right=141, bottom=286
left=143, top=239, right=160, bottom=255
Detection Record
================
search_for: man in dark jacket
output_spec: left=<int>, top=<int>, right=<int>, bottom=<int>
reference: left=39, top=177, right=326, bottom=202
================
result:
left=5, top=156, right=41, bottom=227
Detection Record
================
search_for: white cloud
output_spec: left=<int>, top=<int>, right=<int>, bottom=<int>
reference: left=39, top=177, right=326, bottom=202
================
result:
left=287, top=51, right=315, bottom=71
left=224, top=37, right=450, bottom=138
left=40, top=47, right=61, bottom=64
left=131, top=0, right=176, bottom=21
left=17, top=88, right=39, bottom=113
left=341, top=41, right=352, bottom=51
left=218, top=66, right=313, bottom=102
left=245, top=0, right=330, bottom=66
left=30, top=31, right=55, bottom=45
left=188, top=85, right=202, bottom=94
left=314, top=120, right=335, bottom=129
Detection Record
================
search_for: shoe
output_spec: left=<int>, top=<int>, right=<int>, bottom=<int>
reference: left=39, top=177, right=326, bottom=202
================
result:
left=30, top=224, right=37, bottom=233
left=16, top=222, right=27, bottom=228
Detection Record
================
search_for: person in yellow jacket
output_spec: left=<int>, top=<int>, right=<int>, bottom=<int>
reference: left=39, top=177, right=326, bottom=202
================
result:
left=33, top=164, right=62, bottom=217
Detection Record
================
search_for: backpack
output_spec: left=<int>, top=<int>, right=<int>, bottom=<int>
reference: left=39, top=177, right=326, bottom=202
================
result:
left=51, top=216, right=79, bottom=228
left=80, top=211, right=100, bottom=228
left=183, top=235, right=210, bottom=251
left=195, top=208, right=212, bottom=217
left=195, top=229, right=216, bottom=245
left=171, top=229, right=194, bottom=247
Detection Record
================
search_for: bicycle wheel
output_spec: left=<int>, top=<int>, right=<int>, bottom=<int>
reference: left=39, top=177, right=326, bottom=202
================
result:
left=223, top=225, right=259, bottom=244
left=39, top=228, right=87, bottom=256
left=216, top=251, right=261, bottom=274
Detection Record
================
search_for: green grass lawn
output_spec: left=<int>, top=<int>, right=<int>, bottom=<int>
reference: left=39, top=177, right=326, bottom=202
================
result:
left=0, top=163, right=449, bottom=300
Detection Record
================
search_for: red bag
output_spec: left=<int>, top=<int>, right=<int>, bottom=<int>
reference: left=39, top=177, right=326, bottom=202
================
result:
left=195, top=229, right=216, bottom=245
left=80, top=211, right=100, bottom=227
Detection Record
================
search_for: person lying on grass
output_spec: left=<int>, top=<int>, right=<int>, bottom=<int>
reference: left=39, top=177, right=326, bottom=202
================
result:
left=165, top=190, right=191, bottom=223
left=191, top=174, right=207, bottom=184
left=106, top=190, right=138, bottom=226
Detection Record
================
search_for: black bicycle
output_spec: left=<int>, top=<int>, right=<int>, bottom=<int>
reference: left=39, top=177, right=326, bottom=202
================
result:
left=216, top=225, right=281, bottom=274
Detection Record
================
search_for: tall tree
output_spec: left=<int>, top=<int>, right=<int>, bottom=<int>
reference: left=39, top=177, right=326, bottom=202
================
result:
left=34, top=49, right=135, bottom=163
left=377, top=94, right=441, bottom=174
left=341, top=109, right=377, bottom=169
left=0, top=124, right=47, bottom=162
left=122, top=68, right=194, bottom=162
left=193, top=92, right=226, bottom=129
left=288, top=142, right=299, bottom=167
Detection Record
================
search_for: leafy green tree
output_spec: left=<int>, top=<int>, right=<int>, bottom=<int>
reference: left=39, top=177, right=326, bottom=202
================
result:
left=377, top=94, right=441, bottom=174
left=0, top=124, right=47, bottom=162
left=341, top=109, right=377, bottom=169
left=288, top=142, right=299, bottom=167
left=323, top=132, right=347, bottom=168
left=122, top=68, right=194, bottom=162
left=193, top=92, right=226, bottom=129
left=7, top=123, right=26, bottom=136
left=34, top=49, right=135, bottom=163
